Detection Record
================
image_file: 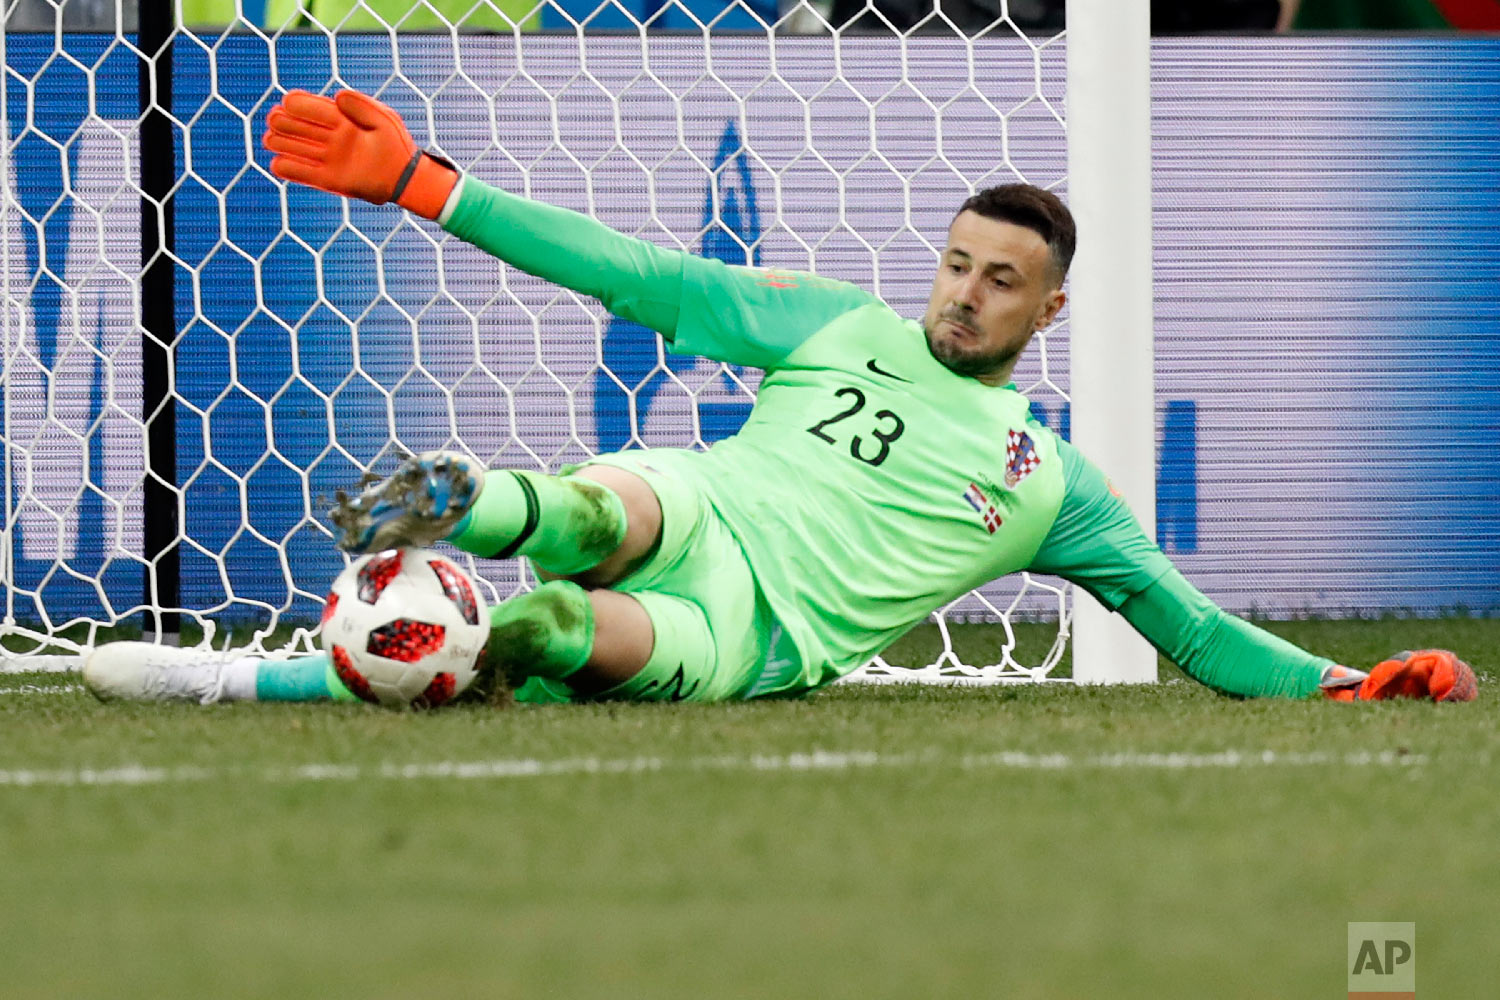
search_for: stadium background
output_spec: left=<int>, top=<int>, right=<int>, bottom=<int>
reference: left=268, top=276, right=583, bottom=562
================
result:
left=4, top=34, right=1498, bottom=629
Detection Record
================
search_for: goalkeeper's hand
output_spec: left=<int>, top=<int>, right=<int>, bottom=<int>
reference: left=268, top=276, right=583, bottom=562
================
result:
left=262, top=89, right=459, bottom=220
left=1320, top=650, right=1478, bottom=703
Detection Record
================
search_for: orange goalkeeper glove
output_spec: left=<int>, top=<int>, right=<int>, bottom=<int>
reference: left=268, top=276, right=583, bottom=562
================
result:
left=1320, top=649, right=1478, bottom=703
left=262, top=89, right=459, bottom=220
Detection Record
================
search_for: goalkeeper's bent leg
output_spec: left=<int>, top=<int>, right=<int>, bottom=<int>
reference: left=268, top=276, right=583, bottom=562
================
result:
left=486, top=580, right=597, bottom=688
left=490, top=580, right=774, bottom=704
left=446, top=470, right=633, bottom=577
left=584, top=591, right=721, bottom=702
left=501, top=586, right=743, bottom=703
left=241, top=582, right=646, bottom=705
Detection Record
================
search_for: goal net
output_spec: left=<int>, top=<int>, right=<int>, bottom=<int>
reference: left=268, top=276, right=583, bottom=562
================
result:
left=1, top=1, right=1078, bottom=682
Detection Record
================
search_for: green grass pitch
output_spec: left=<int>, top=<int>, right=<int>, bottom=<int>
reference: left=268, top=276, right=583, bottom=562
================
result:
left=3, top=617, right=1497, bottom=999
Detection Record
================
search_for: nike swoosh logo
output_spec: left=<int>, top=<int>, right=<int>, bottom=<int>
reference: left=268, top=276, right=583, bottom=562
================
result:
left=865, top=358, right=912, bottom=383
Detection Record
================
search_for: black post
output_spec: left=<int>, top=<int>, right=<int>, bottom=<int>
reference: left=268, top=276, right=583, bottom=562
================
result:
left=139, top=2, right=178, bottom=638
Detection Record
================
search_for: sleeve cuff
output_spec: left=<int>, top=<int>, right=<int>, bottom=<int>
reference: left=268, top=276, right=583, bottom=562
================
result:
left=437, top=172, right=466, bottom=226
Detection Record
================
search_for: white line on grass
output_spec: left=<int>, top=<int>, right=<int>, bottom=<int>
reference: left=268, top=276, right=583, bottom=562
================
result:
left=0, top=684, right=85, bottom=696
left=0, top=748, right=1425, bottom=788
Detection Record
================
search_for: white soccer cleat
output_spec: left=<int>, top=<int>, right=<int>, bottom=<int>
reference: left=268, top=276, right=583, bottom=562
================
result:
left=329, top=450, right=485, bottom=554
left=82, top=641, right=250, bottom=705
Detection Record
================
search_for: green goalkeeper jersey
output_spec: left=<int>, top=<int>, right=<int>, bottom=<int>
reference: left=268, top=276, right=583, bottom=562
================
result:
left=641, top=278, right=1067, bottom=691
left=440, top=175, right=1336, bottom=699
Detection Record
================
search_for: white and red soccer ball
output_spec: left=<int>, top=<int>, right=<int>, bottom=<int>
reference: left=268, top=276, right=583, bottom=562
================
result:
left=320, top=547, right=488, bottom=709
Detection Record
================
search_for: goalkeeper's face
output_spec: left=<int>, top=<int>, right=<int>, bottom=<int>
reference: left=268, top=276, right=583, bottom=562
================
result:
left=922, top=212, right=1067, bottom=384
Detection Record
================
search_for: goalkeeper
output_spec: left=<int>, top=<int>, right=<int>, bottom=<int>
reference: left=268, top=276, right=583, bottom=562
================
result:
left=86, top=90, right=1475, bottom=707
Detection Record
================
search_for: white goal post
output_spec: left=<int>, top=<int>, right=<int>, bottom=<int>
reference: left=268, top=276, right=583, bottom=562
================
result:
left=1064, top=0, right=1156, bottom=685
left=0, top=0, right=1154, bottom=684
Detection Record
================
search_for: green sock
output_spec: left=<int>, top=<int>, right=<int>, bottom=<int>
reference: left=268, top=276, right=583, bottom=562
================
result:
left=254, top=653, right=360, bottom=702
left=447, top=471, right=627, bottom=575
left=486, top=580, right=595, bottom=683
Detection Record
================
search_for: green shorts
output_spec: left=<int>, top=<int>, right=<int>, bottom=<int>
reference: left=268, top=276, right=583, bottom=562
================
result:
left=559, top=449, right=777, bottom=702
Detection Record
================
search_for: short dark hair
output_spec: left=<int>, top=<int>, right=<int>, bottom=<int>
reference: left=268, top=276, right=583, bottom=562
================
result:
left=957, top=184, right=1076, bottom=283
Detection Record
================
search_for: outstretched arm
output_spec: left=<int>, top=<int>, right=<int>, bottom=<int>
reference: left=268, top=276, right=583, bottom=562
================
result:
left=1026, top=435, right=1475, bottom=701
left=263, top=89, right=873, bottom=368
left=439, top=176, right=684, bottom=337
left=1114, top=565, right=1331, bottom=698
left=263, top=90, right=683, bottom=331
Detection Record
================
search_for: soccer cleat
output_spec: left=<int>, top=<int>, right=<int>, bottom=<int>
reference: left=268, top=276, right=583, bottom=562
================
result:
left=1321, top=649, right=1477, bottom=703
left=329, top=450, right=485, bottom=554
left=82, top=642, right=255, bottom=705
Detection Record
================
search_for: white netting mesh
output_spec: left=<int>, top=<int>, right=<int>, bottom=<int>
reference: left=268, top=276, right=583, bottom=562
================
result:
left=1, top=1, right=1072, bottom=681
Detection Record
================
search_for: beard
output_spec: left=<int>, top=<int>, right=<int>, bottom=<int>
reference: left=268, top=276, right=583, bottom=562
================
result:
left=923, top=319, right=1024, bottom=378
